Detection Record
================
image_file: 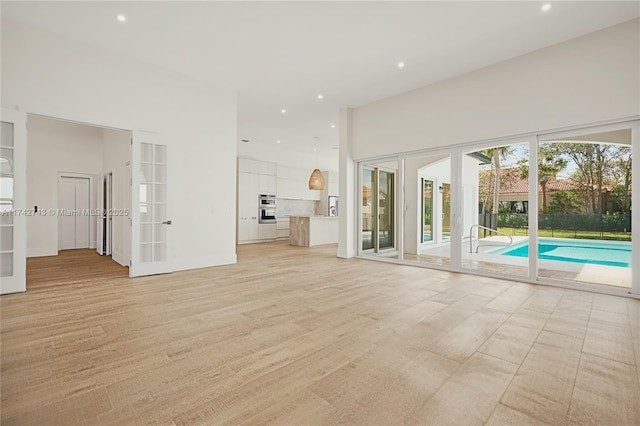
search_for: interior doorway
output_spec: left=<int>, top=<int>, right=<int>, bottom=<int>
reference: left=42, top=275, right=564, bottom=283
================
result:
left=25, top=115, right=132, bottom=286
left=58, top=176, right=91, bottom=250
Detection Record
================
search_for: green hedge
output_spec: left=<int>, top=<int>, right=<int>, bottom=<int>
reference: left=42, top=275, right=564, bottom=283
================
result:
left=496, top=212, right=631, bottom=240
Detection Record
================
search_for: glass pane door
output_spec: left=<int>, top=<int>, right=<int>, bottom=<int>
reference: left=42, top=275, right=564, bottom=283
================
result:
left=0, top=109, right=26, bottom=294
left=362, top=167, right=374, bottom=251
left=360, top=162, right=397, bottom=257
left=130, top=131, right=172, bottom=277
left=378, top=169, right=395, bottom=250
left=442, top=183, right=451, bottom=240
left=461, top=142, right=530, bottom=278
left=422, top=179, right=433, bottom=243
left=537, top=125, right=634, bottom=289
left=403, top=154, right=451, bottom=267
left=1, top=122, right=15, bottom=278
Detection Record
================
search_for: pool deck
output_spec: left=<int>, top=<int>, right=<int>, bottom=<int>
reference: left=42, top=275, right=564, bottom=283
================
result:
left=413, top=236, right=631, bottom=289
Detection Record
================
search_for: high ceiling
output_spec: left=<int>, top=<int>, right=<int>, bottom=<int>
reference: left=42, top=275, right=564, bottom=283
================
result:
left=2, top=1, right=639, bottom=158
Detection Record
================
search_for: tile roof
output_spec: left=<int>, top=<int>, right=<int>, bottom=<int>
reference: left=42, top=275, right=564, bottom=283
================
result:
left=480, top=168, right=610, bottom=194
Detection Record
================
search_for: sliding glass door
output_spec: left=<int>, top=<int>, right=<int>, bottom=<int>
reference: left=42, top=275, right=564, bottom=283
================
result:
left=402, top=153, right=452, bottom=267
left=461, top=141, right=530, bottom=279
left=536, top=123, right=635, bottom=290
left=356, top=120, right=638, bottom=296
left=422, top=178, right=434, bottom=243
left=361, top=162, right=397, bottom=257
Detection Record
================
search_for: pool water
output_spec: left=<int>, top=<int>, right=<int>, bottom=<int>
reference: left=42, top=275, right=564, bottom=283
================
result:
left=492, top=238, right=631, bottom=268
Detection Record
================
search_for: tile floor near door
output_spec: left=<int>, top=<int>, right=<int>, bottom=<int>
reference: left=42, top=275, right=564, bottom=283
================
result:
left=1, top=243, right=639, bottom=425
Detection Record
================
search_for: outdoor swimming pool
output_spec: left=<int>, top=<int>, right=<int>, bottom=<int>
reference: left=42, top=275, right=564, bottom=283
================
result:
left=492, top=238, right=631, bottom=268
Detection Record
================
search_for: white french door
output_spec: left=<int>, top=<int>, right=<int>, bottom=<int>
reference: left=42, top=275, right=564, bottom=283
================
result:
left=1, top=109, right=26, bottom=294
left=130, top=131, right=173, bottom=277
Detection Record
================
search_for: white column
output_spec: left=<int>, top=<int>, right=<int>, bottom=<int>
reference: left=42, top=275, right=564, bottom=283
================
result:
left=528, top=136, right=539, bottom=283
left=338, top=108, right=355, bottom=258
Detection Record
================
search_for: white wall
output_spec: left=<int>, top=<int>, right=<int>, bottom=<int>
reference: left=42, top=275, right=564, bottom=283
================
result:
left=102, top=128, right=131, bottom=266
left=351, top=19, right=640, bottom=160
left=2, top=18, right=238, bottom=271
left=343, top=19, right=640, bottom=258
left=237, top=143, right=339, bottom=175
left=26, top=116, right=103, bottom=256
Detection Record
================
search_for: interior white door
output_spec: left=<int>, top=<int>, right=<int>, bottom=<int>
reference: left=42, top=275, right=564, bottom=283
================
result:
left=0, top=109, right=26, bottom=294
left=106, top=172, right=112, bottom=256
left=59, top=177, right=91, bottom=250
left=75, top=178, right=90, bottom=248
left=125, top=162, right=131, bottom=265
left=105, top=173, right=113, bottom=256
left=130, top=131, right=172, bottom=277
left=59, top=177, right=77, bottom=250
left=96, top=175, right=104, bottom=255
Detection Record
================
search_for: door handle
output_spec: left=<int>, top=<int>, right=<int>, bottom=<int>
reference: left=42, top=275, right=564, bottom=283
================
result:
left=162, top=220, right=172, bottom=225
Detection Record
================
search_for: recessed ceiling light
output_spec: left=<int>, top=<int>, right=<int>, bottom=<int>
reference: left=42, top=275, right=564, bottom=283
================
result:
left=397, top=61, right=405, bottom=69
left=330, top=124, right=336, bottom=128
left=313, top=148, right=317, bottom=152
left=541, top=3, right=551, bottom=12
left=317, top=94, right=324, bottom=100
left=276, top=140, right=281, bottom=144
left=281, top=109, right=287, bottom=114
left=117, top=14, right=127, bottom=22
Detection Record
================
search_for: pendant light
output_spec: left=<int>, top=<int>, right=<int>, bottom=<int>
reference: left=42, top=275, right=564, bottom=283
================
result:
left=309, top=147, right=325, bottom=190
left=309, top=168, right=325, bottom=190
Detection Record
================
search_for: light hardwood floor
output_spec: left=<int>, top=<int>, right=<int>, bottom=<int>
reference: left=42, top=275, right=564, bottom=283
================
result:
left=2, top=242, right=639, bottom=425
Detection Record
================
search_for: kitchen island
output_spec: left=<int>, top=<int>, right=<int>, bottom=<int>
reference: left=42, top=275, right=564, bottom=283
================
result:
left=289, top=216, right=339, bottom=247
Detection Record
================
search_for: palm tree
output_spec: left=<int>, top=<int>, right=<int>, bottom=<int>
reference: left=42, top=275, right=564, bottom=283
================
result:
left=483, top=146, right=510, bottom=216
left=519, top=144, right=567, bottom=212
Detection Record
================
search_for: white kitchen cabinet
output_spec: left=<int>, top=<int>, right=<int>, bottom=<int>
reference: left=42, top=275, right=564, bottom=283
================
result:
left=238, top=158, right=279, bottom=243
left=259, top=174, right=277, bottom=194
left=237, top=172, right=260, bottom=243
left=238, top=157, right=257, bottom=173
left=276, top=176, right=321, bottom=200
left=276, top=218, right=289, bottom=240
left=277, top=178, right=299, bottom=199
left=239, top=158, right=277, bottom=195
left=260, top=161, right=277, bottom=176
left=258, top=223, right=277, bottom=240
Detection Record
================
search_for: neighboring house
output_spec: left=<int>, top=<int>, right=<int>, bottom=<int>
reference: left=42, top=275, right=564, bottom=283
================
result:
left=480, top=168, right=616, bottom=213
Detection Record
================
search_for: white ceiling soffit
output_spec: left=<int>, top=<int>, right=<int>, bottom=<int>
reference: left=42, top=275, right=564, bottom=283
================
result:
left=2, top=1, right=639, bottom=155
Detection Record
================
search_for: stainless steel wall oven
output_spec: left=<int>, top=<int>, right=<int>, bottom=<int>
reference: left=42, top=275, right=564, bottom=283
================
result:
left=258, top=194, right=276, bottom=224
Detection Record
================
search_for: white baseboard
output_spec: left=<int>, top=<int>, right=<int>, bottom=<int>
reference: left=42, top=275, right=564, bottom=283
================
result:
left=27, top=247, right=58, bottom=258
left=171, top=253, right=237, bottom=272
left=337, top=247, right=355, bottom=259
left=112, top=250, right=127, bottom=267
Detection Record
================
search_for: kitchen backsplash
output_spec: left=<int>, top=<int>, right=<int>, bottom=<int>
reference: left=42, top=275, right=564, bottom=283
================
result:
left=276, top=199, right=317, bottom=217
